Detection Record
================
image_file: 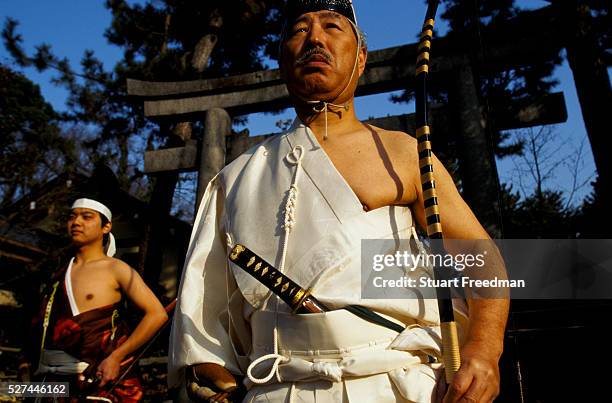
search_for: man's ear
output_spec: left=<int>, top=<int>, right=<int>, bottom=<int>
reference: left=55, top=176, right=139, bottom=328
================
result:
left=103, top=221, right=112, bottom=234
left=358, top=46, right=367, bottom=77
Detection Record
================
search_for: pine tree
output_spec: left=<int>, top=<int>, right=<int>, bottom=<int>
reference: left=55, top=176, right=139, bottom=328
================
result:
left=0, top=64, right=75, bottom=209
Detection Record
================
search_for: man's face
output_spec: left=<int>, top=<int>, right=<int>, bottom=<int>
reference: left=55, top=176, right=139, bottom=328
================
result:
left=67, top=208, right=110, bottom=246
left=280, top=10, right=366, bottom=103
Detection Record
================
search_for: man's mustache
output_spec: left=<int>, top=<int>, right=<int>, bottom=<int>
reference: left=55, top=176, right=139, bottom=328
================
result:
left=296, top=48, right=333, bottom=66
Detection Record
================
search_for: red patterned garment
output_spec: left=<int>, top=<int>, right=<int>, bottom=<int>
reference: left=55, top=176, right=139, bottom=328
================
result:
left=32, top=267, right=143, bottom=402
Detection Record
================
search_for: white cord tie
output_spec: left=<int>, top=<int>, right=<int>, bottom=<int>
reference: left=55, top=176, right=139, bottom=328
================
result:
left=308, top=101, right=350, bottom=141
left=282, top=146, right=304, bottom=234
left=246, top=145, right=305, bottom=386
left=246, top=354, right=289, bottom=384
left=286, top=145, right=304, bottom=165
left=283, top=185, right=298, bottom=233
left=246, top=326, right=290, bottom=384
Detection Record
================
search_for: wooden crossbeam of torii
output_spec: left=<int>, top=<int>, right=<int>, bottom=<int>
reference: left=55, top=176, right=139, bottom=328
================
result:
left=144, top=93, right=567, bottom=174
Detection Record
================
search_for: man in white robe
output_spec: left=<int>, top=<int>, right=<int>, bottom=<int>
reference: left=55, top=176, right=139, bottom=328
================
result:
left=170, top=1, right=509, bottom=402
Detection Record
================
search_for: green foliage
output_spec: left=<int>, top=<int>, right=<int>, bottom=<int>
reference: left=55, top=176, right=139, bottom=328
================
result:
left=574, top=177, right=611, bottom=237
left=399, top=1, right=609, bottom=238
left=0, top=65, right=75, bottom=208
left=393, top=0, right=562, bottom=159
left=104, top=0, right=285, bottom=80
left=442, top=0, right=517, bottom=33
left=2, top=0, right=286, bottom=199
left=500, top=183, right=578, bottom=237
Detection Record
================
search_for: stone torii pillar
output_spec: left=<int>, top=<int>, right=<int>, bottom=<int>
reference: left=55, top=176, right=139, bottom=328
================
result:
left=196, top=108, right=230, bottom=212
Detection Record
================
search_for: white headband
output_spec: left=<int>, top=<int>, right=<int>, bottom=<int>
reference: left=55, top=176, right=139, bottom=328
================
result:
left=71, top=198, right=116, bottom=257
left=71, top=198, right=112, bottom=222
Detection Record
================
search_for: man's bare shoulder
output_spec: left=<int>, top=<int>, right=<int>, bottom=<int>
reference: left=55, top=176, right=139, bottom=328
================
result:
left=93, top=256, right=129, bottom=268
left=364, top=124, right=419, bottom=156
left=365, top=124, right=417, bottom=141
left=98, top=258, right=142, bottom=291
left=94, top=257, right=134, bottom=278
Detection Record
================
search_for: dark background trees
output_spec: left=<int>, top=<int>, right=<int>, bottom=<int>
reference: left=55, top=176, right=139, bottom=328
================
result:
left=389, top=0, right=610, bottom=238
left=0, top=65, right=75, bottom=209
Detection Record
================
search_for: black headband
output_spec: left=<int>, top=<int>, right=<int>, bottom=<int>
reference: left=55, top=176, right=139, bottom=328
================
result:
left=285, top=0, right=356, bottom=25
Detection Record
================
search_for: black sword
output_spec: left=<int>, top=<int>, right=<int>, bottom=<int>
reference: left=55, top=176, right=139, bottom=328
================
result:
left=229, top=244, right=404, bottom=333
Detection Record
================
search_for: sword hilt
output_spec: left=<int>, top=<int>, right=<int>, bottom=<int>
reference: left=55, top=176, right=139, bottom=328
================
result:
left=229, top=244, right=324, bottom=312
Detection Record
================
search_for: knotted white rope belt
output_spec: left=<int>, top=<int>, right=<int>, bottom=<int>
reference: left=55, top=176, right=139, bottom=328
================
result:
left=246, top=308, right=439, bottom=388
left=247, top=348, right=427, bottom=387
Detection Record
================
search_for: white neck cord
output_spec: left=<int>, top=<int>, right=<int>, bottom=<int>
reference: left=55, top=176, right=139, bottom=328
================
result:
left=309, top=102, right=350, bottom=141
left=306, top=18, right=362, bottom=141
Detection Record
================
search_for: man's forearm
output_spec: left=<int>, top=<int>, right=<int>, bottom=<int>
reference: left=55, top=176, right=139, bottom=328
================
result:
left=110, top=311, right=168, bottom=361
left=464, top=298, right=509, bottom=357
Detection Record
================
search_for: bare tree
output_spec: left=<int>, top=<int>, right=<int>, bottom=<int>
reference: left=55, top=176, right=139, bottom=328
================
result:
left=506, top=125, right=594, bottom=210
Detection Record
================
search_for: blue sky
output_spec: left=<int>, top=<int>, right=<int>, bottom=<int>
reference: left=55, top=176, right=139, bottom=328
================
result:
left=1, top=0, right=606, bottom=207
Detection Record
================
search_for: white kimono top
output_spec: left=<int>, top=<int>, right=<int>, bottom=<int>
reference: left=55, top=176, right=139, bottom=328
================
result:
left=169, top=120, right=468, bottom=403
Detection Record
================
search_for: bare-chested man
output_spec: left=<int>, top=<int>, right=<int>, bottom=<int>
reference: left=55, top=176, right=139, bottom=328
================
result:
left=31, top=196, right=168, bottom=402
left=170, top=1, right=509, bottom=402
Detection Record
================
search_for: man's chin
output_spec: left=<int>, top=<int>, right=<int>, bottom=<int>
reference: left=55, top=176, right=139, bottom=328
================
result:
left=292, top=85, right=341, bottom=103
left=291, top=74, right=337, bottom=92
left=70, top=237, right=88, bottom=247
